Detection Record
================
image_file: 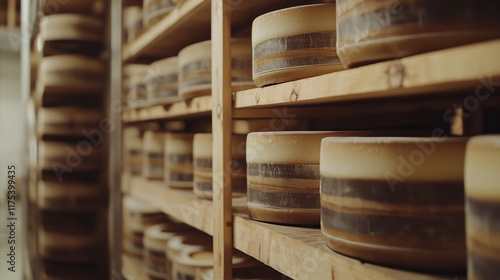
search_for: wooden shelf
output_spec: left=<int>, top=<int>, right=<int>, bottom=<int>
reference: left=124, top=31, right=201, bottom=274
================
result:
left=122, top=254, right=148, bottom=280
left=122, top=0, right=324, bottom=62
left=122, top=95, right=212, bottom=123
left=234, top=39, right=500, bottom=109
left=126, top=175, right=464, bottom=280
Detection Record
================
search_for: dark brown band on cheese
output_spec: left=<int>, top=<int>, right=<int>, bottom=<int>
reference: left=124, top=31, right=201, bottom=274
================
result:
left=321, top=207, right=465, bottom=239
left=168, top=172, right=193, bottom=182
left=146, top=0, right=176, bottom=17
left=150, top=89, right=178, bottom=99
left=337, top=0, right=500, bottom=41
left=254, top=56, right=341, bottom=75
left=254, top=31, right=336, bottom=58
left=167, top=154, right=193, bottom=164
left=468, top=251, right=500, bottom=280
left=247, top=163, right=319, bottom=179
left=145, top=248, right=167, bottom=259
left=195, top=181, right=246, bottom=193
left=195, top=158, right=212, bottom=168
left=147, top=152, right=164, bottom=159
left=467, top=197, right=500, bottom=233
left=50, top=70, right=104, bottom=82
left=147, top=73, right=178, bottom=87
left=43, top=41, right=103, bottom=57
left=321, top=177, right=464, bottom=205
left=42, top=211, right=99, bottom=234
left=248, top=188, right=320, bottom=209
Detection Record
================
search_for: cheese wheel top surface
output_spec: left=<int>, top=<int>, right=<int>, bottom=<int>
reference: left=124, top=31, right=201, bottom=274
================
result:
left=465, top=135, right=500, bottom=200
left=252, top=4, right=336, bottom=44
left=166, top=233, right=212, bottom=259
left=193, top=133, right=246, bottom=158
left=123, top=195, right=161, bottom=213
left=40, top=14, right=104, bottom=42
left=144, top=224, right=182, bottom=250
left=178, top=38, right=252, bottom=65
left=247, top=131, right=370, bottom=164
left=38, top=107, right=102, bottom=126
left=165, top=133, right=194, bottom=154
left=39, top=55, right=104, bottom=74
left=124, top=63, right=148, bottom=77
left=150, top=56, right=178, bottom=75
left=321, top=136, right=468, bottom=181
left=143, top=131, right=167, bottom=152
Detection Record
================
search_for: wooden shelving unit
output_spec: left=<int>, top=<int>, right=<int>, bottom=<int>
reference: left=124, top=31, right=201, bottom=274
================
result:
left=118, top=1, right=499, bottom=279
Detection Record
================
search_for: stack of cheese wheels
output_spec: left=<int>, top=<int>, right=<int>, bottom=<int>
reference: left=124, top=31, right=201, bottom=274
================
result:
left=193, top=134, right=247, bottom=199
left=37, top=55, right=106, bottom=96
left=39, top=14, right=104, bottom=56
left=40, top=260, right=103, bottom=280
left=122, top=196, right=169, bottom=258
left=142, top=131, right=167, bottom=180
left=143, top=0, right=176, bottom=27
left=39, top=210, right=105, bottom=263
left=178, top=38, right=254, bottom=99
left=123, top=127, right=143, bottom=175
left=123, top=6, right=144, bottom=42
left=128, top=64, right=149, bottom=108
left=38, top=140, right=102, bottom=172
left=123, top=64, right=148, bottom=109
left=337, top=0, right=500, bottom=68
left=164, top=133, right=195, bottom=188
left=173, top=248, right=256, bottom=280
left=37, top=181, right=106, bottom=212
left=143, top=223, right=192, bottom=280
left=37, top=107, right=102, bottom=136
left=40, top=0, right=105, bottom=16
left=252, top=4, right=343, bottom=87
left=166, top=232, right=212, bottom=279
left=465, top=135, right=500, bottom=280
left=320, top=137, right=468, bottom=270
left=146, top=56, right=180, bottom=105
left=247, top=131, right=361, bottom=225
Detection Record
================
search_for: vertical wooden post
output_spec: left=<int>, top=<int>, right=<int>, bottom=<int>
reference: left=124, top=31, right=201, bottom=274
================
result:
left=211, top=0, right=233, bottom=279
left=7, top=0, right=16, bottom=28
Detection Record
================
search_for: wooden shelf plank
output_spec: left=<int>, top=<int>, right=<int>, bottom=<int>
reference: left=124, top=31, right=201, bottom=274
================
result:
left=128, top=175, right=248, bottom=235
left=122, top=95, right=212, bottom=123
left=233, top=217, right=465, bottom=280
left=234, top=39, right=500, bottom=109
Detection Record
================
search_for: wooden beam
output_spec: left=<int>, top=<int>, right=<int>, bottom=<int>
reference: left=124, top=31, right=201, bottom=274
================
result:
left=7, top=0, right=16, bottom=28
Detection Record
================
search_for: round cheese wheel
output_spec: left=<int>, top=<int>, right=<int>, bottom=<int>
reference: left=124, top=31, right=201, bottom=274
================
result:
left=178, top=39, right=254, bottom=99
left=193, top=133, right=247, bottom=199
left=123, top=127, right=143, bottom=175
left=337, top=0, right=500, bottom=68
left=123, top=64, right=148, bottom=109
left=37, top=107, right=102, bottom=136
left=164, top=133, right=195, bottom=188
left=37, top=180, right=105, bottom=211
left=166, top=232, right=212, bottom=279
left=320, top=136, right=468, bottom=270
left=232, top=119, right=309, bottom=135
left=124, top=6, right=144, bottom=42
left=123, top=196, right=168, bottom=234
left=142, top=131, right=167, bottom=180
left=252, top=4, right=343, bottom=87
left=38, top=140, right=102, bottom=172
left=37, top=55, right=105, bottom=95
left=465, top=135, right=500, bottom=280
left=128, top=65, right=149, bottom=109
left=40, top=0, right=105, bottom=16
left=146, top=56, right=180, bottom=106
left=143, top=223, right=191, bottom=278
left=143, top=0, right=176, bottom=27
left=39, top=14, right=104, bottom=56
left=246, top=131, right=366, bottom=225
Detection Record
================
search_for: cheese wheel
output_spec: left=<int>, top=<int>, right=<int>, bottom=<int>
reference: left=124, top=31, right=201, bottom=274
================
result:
left=40, top=0, right=105, bottom=16
left=165, top=133, right=195, bottom=188
left=37, top=55, right=105, bottom=95
left=143, top=223, right=191, bottom=278
left=146, top=56, right=180, bottom=106
left=37, top=107, right=102, bottom=136
left=123, top=196, right=169, bottom=234
left=166, top=232, right=212, bottom=279
left=232, top=119, right=309, bottom=135
left=123, top=127, right=143, bottom=175
left=37, top=180, right=106, bottom=211
left=124, top=6, right=144, bottom=42
left=193, top=134, right=247, bottom=199
left=123, top=64, right=148, bottom=109
left=143, top=0, right=176, bottom=27
left=252, top=4, right=343, bottom=87
left=178, top=39, right=254, bottom=99
left=246, top=131, right=371, bottom=225
left=465, top=135, right=500, bottom=280
left=38, top=140, right=102, bottom=172
left=128, top=65, right=149, bottom=109
left=40, top=14, right=104, bottom=56
left=320, top=137, right=468, bottom=270
left=142, top=131, right=167, bottom=180
left=337, top=0, right=500, bottom=68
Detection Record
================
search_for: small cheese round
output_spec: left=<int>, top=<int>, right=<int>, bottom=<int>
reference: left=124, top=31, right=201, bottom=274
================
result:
left=337, top=0, right=500, bottom=68
left=464, top=135, right=500, bottom=280
left=123, top=127, right=143, bottom=175
left=124, top=6, right=144, bottom=42
left=164, top=133, right=195, bottom=188
left=143, top=0, right=176, bottom=27
left=37, top=107, right=102, bottom=137
left=39, top=14, right=104, bottom=56
left=37, top=55, right=105, bottom=95
left=252, top=4, right=343, bottom=87
left=142, top=131, right=167, bottom=180
left=193, top=133, right=247, bottom=199
left=146, top=56, right=180, bottom=106
left=178, top=39, right=254, bottom=99
left=320, top=136, right=468, bottom=270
